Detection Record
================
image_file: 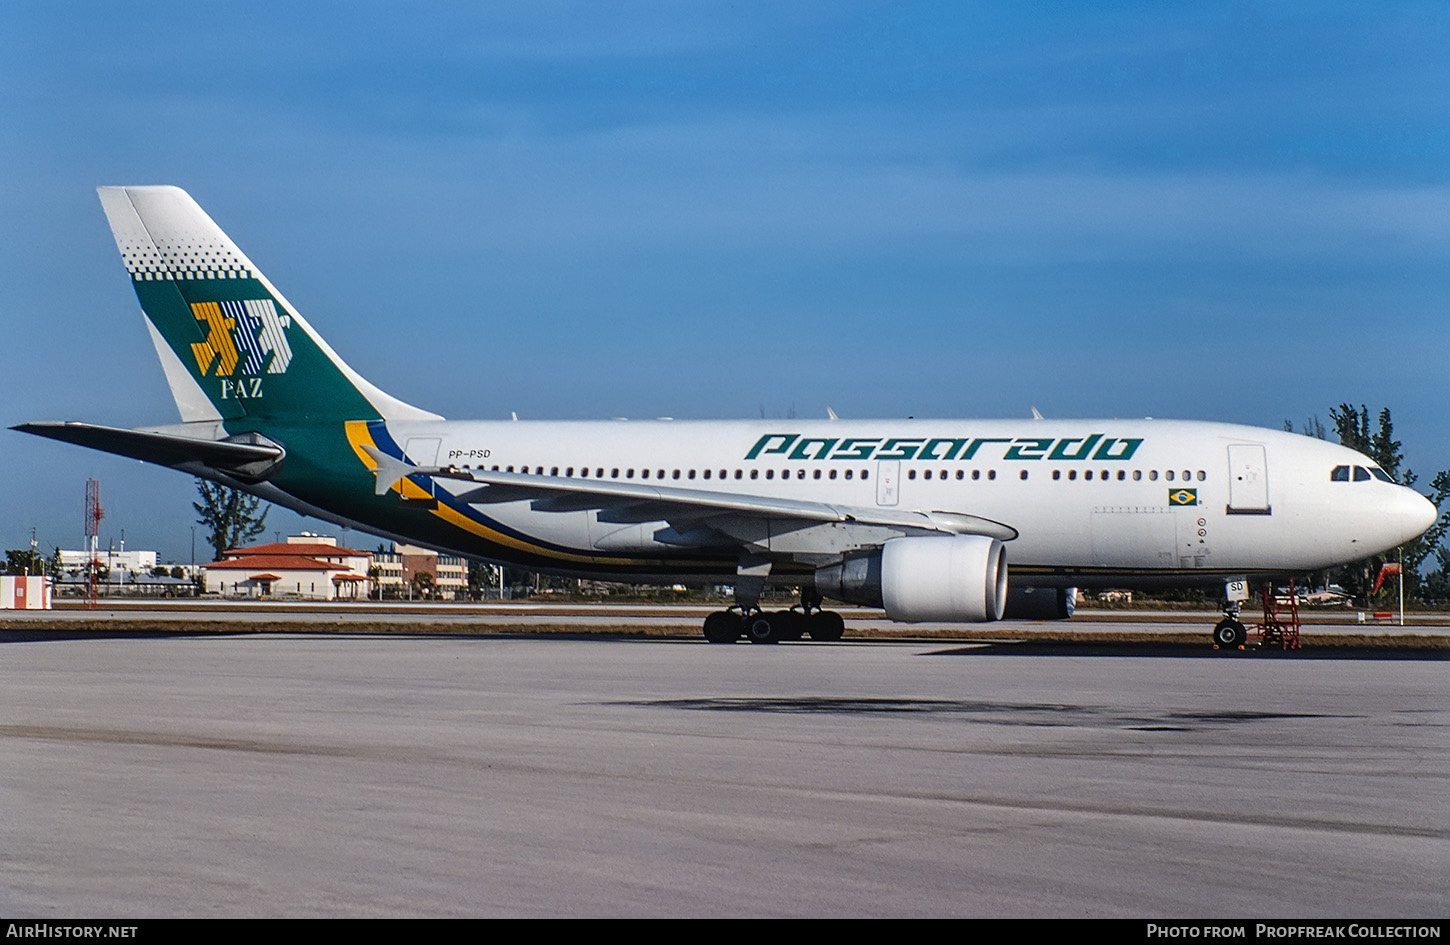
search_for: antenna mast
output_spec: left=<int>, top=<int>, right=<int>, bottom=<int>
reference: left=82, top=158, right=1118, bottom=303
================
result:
left=85, top=479, right=103, bottom=610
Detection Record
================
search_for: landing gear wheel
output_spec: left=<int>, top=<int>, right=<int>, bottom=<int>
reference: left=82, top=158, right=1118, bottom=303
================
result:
left=1212, top=619, right=1247, bottom=649
left=703, top=611, right=740, bottom=644
left=809, top=611, right=845, bottom=642
left=774, top=611, right=806, bottom=641
left=744, top=612, right=780, bottom=644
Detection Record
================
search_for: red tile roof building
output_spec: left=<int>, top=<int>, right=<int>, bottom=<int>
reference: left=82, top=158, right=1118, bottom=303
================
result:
left=201, top=534, right=371, bottom=599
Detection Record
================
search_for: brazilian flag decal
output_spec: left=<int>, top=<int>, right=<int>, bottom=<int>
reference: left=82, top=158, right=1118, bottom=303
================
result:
left=1169, top=488, right=1199, bottom=506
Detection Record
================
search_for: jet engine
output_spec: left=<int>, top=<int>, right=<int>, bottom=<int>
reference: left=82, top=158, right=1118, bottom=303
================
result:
left=814, top=534, right=1007, bottom=622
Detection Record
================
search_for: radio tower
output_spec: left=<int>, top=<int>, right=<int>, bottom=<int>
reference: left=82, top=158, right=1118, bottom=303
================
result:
left=85, top=479, right=103, bottom=610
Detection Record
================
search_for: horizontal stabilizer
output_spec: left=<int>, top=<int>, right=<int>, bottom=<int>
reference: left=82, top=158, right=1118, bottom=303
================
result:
left=14, top=421, right=284, bottom=481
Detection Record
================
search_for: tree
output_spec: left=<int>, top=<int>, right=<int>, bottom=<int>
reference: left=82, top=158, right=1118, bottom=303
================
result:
left=193, top=479, right=270, bottom=562
left=1283, top=416, right=1326, bottom=440
left=467, top=560, right=498, bottom=600
left=4, top=549, right=44, bottom=575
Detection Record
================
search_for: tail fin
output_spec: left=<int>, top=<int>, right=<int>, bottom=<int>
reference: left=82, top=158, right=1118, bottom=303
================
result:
left=96, top=186, right=441, bottom=425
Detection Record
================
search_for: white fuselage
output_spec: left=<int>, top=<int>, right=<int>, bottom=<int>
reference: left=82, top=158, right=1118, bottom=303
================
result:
left=350, top=416, right=1434, bottom=586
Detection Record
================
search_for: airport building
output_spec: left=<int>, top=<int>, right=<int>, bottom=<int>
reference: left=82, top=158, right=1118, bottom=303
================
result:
left=371, top=544, right=468, bottom=599
left=57, top=548, right=158, bottom=580
left=202, top=534, right=371, bottom=600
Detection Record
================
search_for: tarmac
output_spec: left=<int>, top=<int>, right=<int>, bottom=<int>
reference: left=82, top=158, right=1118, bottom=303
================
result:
left=1, top=626, right=1445, bottom=917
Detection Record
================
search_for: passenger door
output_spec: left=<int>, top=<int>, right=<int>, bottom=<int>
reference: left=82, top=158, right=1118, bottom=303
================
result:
left=1227, top=444, right=1270, bottom=514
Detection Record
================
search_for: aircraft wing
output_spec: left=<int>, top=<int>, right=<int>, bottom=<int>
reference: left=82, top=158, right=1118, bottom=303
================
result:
left=362, top=444, right=1017, bottom=546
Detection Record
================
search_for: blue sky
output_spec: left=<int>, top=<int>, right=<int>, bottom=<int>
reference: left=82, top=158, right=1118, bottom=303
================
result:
left=2, top=1, right=1447, bottom=563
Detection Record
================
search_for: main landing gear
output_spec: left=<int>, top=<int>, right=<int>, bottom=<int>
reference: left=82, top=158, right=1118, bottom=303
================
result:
left=702, top=591, right=847, bottom=644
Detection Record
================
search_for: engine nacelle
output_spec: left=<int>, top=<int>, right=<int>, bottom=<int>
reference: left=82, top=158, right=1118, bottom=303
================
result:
left=1002, top=586, right=1076, bottom=620
left=814, top=535, right=1007, bottom=623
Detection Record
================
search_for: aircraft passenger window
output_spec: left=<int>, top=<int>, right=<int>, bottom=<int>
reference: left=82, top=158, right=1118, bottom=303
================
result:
left=507, top=466, right=515, bottom=473
left=580, top=468, right=588, bottom=477
left=765, top=470, right=774, bottom=480
left=1331, top=465, right=1350, bottom=482
left=551, top=467, right=559, bottom=476
left=702, top=470, right=710, bottom=479
left=1182, top=470, right=1190, bottom=481
left=1117, top=470, right=1126, bottom=481
left=751, top=470, right=759, bottom=479
left=611, top=469, right=619, bottom=478
left=956, top=470, right=964, bottom=480
left=596, top=468, right=604, bottom=478
left=972, top=470, right=981, bottom=480
left=861, top=470, right=869, bottom=480
left=1149, top=470, right=1158, bottom=481
left=828, top=470, right=836, bottom=479
left=1133, top=470, right=1141, bottom=481
left=1085, top=470, right=1093, bottom=481
left=1370, top=468, right=1393, bottom=482
left=688, top=470, right=696, bottom=479
left=987, top=470, right=996, bottom=480
left=814, top=470, right=822, bottom=480
left=1197, top=471, right=1205, bottom=481
left=1052, top=470, right=1061, bottom=481
left=640, top=469, right=649, bottom=479
left=719, top=470, right=726, bottom=480
left=845, top=470, right=854, bottom=480
left=735, top=470, right=743, bottom=479
left=626, top=469, right=634, bottom=479
left=1020, top=470, right=1028, bottom=480
left=1353, top=466, right=1371, bottom=482
left=1166, top=470, right=1175, bottom=481
left=673, top=470, right=681, bottom=479
left=908, top=470, right=917, bottom=480
left=798, top=470, right=806, bottom=479
left=566, top=467, right=574, bottom=477
left=536, top=467, right=544, bottom=475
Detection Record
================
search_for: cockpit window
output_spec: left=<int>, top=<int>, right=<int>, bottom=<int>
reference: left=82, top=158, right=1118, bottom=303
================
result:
left=1353, top=466, right=1372, bottom=482
left=1331, top=465, right=1350, bottom=482
left=1369, top=467, right=1393, bottom=483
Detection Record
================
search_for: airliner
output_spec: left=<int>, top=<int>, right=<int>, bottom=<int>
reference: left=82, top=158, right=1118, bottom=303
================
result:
left=15, top=187, right=1438, bottom=645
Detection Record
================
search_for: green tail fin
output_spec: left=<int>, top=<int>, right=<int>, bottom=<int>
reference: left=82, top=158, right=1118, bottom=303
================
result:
left=96, top=186, right=440, bottom=426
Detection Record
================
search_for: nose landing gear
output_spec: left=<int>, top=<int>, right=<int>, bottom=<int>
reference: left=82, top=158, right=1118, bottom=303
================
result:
left=1212, top=611, right=1248, bottom=649
left=1212, top=580, right=1303, bottom=650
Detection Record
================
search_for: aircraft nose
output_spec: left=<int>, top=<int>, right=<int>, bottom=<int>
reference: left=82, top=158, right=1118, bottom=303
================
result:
left=1394, top=488, right=1439, bottom=544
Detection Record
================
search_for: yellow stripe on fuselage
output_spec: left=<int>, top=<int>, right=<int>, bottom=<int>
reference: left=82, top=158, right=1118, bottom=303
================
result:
left=343, top=420, right=685, bottom=568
